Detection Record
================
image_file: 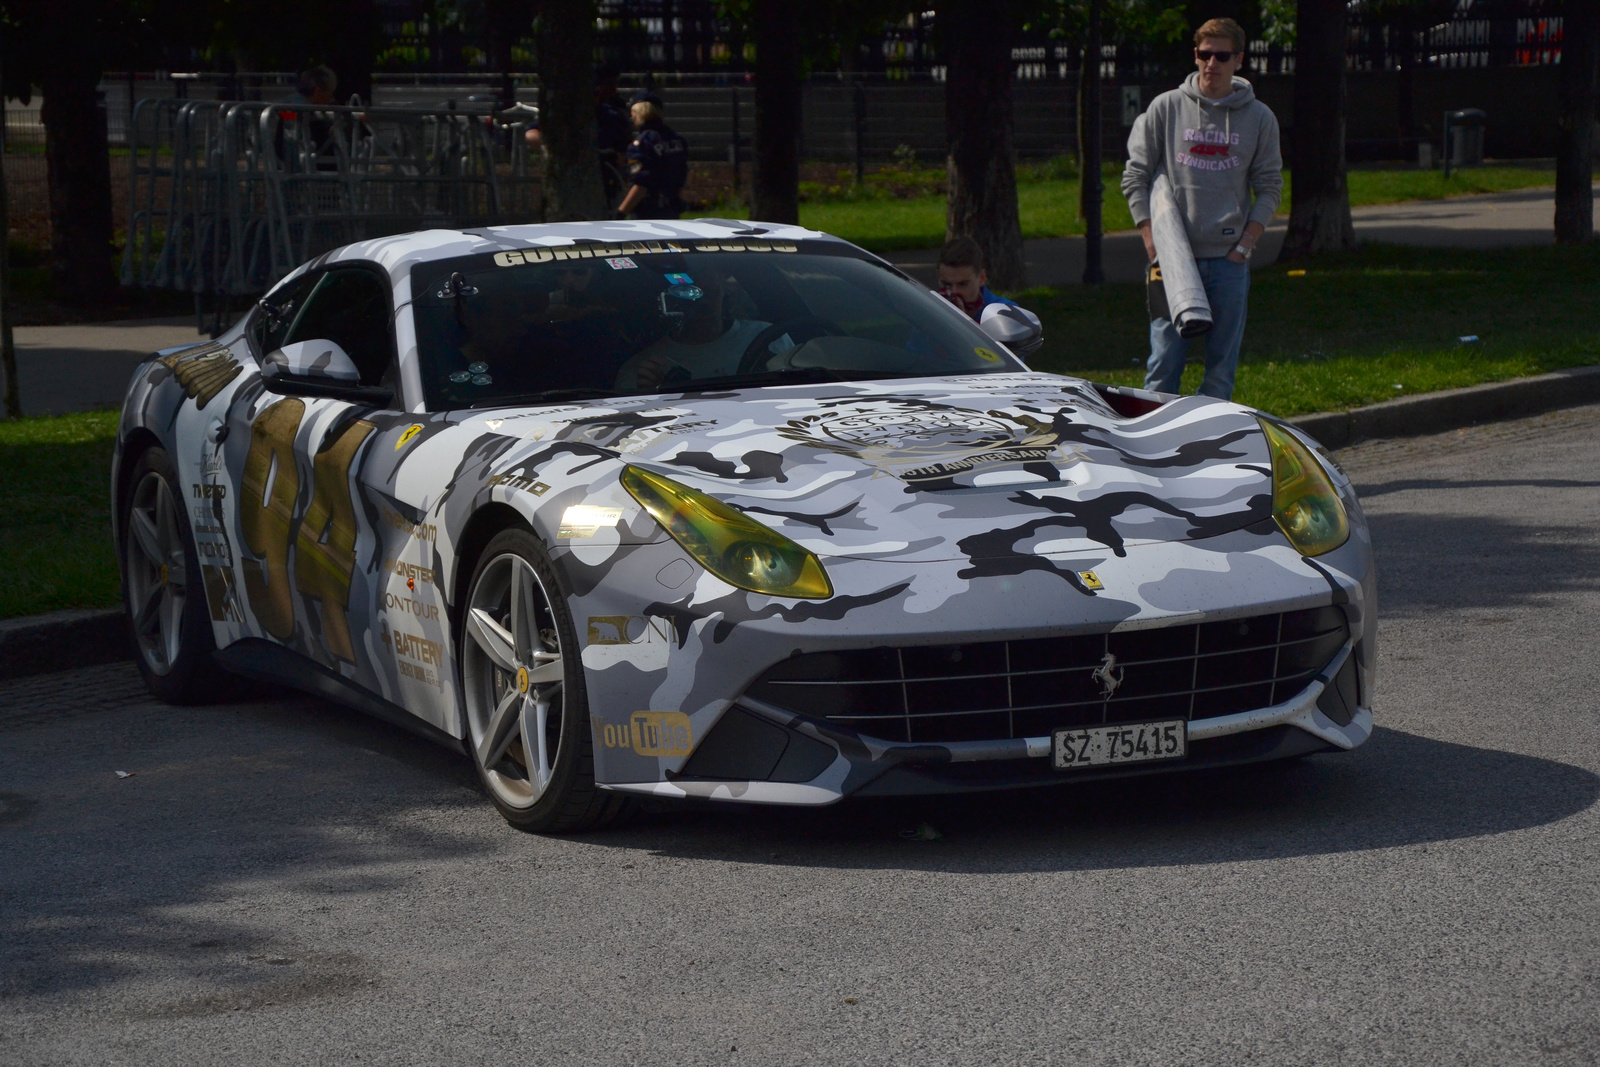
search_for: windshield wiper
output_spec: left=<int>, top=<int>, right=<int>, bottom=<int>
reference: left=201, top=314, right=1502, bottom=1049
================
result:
left=469, top=387, right=620, bottom=409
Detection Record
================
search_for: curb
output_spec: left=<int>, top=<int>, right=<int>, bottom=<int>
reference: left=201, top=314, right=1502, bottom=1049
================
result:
left=0, top=608, right=131, bottom=681
left=3, top=366, right=1598, bottom=682
left=1288, top=364, right=1600, bottom=450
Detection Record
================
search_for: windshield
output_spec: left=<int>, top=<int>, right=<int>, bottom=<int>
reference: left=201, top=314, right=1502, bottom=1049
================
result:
left=410, top=241, right=1022, bottom=410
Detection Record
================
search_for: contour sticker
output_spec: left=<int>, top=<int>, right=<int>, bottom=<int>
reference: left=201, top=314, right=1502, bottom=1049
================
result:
left=395, top=424, right=423, bottom=450
left=558, top=505, right=624, bottom=538
left=605, top=257, right=637, bottom=270
left=975, top=346, right=1002, bottom=363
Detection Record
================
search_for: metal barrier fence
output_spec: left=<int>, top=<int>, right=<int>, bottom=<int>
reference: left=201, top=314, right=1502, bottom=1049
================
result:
left=121, top=97, right=545, bottom=317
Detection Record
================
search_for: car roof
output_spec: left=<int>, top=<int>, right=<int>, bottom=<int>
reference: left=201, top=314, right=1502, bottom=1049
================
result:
left=273, top=219, right=851, bottom=299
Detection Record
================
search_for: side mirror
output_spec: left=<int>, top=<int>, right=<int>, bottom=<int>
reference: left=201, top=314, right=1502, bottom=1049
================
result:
left=261, top=339, right=393, bottom=404
left=979, top=303, right=1043, bottom=356
left=263, top=339, right=361, bottom=381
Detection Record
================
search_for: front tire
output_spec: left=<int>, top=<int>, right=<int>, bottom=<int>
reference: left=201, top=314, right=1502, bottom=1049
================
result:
left=460, top=528, right=627, bottom=832
left=121, top=446, right=233, bottom=703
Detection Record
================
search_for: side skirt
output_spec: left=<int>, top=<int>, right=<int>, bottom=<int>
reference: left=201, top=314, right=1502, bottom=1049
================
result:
left=213, top=638, right=467, bottom=755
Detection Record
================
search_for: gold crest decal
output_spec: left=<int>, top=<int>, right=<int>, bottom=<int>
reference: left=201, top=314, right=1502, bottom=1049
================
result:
left=1078, top=570, right=1104, bottom=591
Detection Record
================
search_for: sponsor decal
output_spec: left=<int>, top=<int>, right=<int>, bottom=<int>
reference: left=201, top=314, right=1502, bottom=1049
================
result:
left=974, top=346, right=1002, bottom=363
left=382, top=509, right=437, bottom=542
left=160, top=346, right=242, bottom=408
left=587, top=614, right=674, bottom=646
left=491, top=239, right=797, bottom=268
left=388, top=626, right=445, bottom=689
left=604, top=257, right=637, bottom=270
left=192, top=483, right=227, bottom=500
left=778, top=403, right=1073, bottom=485
left=200, top=564, right=241, bottom=622
left=195, top=540, right=233, bottom=565
left=596, top=711, right=694, bottom=757
left=395, top=424, right=424, bottom=450
left=558, top=505, right=623, bottom=538
left=383, top=591, right=439, bottom=621
left=488, top=472, right=551, bottom=495
left=582, top=615, right=674, bottom=672
left=383, top=557, right=436, bottom=585
left=1078, top=570, right=1104, bottom=591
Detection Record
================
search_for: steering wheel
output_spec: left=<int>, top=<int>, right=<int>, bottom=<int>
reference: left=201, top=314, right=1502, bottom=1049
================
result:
left=737, top=316, right=846, bottom=375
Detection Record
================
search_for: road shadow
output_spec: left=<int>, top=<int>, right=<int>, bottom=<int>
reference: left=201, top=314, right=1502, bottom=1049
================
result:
left=1363, top=509, right=1600, bottom=618
left=0, top=693, right=489, bottom=1004
left=589, top=726, right=1598, bottom=874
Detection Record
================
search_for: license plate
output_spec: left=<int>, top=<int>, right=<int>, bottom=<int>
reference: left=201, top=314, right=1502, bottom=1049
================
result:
left=1052, top=719, right=1186, bottom=770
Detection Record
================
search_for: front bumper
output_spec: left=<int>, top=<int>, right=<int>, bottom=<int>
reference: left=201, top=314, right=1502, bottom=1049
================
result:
left=572, top=515, right=1377, bottom=805
left=602, top=640, right=1370, bottom=805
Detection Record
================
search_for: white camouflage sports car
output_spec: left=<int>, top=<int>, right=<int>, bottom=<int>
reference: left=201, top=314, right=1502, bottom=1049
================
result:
left=114, top=220, right=1374, bottom=832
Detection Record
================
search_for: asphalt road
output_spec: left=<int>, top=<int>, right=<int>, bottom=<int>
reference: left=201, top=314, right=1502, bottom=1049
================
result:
left=3, top=404, right=1599, bottom=1066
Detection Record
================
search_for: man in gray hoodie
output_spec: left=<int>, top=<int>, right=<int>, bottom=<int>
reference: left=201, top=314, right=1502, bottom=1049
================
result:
left=1121, top=17, right=1282, bottom=400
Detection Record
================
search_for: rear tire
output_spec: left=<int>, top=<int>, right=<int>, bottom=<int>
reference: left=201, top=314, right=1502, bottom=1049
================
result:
left=120, top=446, right=234, bottom=704
left=459, top=527, right=630, bottom=832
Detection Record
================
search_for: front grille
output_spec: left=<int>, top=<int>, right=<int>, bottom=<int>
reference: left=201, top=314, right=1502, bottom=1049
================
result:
left=745, top=607, right=1349, bottom=745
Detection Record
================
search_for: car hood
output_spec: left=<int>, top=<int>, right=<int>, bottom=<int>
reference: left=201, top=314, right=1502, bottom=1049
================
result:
left=483, top=373, right=1275, bottom=563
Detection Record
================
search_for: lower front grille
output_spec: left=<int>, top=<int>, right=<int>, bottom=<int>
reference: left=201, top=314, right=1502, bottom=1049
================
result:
left=745, top=606, right=1349, bottom=745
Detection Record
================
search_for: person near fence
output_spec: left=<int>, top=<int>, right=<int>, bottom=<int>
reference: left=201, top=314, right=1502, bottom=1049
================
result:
left=935, top=236, right=1040, bottom=329
left=1120, top=16, right=1282, bottom=401
left=618, top=93, right=689, bottom=220
left=280, top=65, right=339, bottom=170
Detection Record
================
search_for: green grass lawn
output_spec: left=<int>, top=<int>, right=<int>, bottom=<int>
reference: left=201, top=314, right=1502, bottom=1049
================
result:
left=0, top=410, right=121, bottom=620
left=692, top=164, right=1558, bottom=252
left=1023, top=244, right=1600, bottom=416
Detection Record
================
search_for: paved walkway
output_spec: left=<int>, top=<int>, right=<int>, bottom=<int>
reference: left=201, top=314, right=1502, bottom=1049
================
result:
left=14, top=317, right=209, bottom=417
left=9, top=185, right=1593, bottom=417
left=890, top=184, right=1590, bottom=288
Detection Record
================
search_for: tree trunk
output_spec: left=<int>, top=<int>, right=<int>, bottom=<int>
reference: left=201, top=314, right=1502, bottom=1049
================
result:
left=0, top=45, right=16, bottom=418
left=40, top=68, right=116, bottom=305
left=752, top=0, right=801, bottom=225
left=1078, top=0, right=1103, bottom=285
left=536, top=0, right=606, bottom=222
left=1280, top=0, right=1355, bottom=260
left=1555, top=0, right=1598, bottom=244
left=942, top=0, right=1025, bottom=289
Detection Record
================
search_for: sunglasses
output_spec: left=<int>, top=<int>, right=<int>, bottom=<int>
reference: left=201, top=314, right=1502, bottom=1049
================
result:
left=1196, top=49, right=1237, bottom=63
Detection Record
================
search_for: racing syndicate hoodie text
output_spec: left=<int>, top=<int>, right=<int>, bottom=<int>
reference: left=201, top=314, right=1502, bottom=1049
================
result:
left=1121, top=73, right=1283, bottom=260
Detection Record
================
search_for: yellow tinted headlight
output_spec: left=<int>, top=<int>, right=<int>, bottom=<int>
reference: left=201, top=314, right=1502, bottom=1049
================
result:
left=620, top=465, right=834, bottom=599
left=1258, top=418, right=1349, bottom=557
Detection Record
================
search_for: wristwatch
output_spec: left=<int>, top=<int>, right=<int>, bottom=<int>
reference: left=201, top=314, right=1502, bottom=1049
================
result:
left=1233, top=243, right=1254, bottom=260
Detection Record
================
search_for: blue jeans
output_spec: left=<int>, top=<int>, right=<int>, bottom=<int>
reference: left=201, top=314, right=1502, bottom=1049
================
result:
left=1144, top=256, right=1251, bottom=400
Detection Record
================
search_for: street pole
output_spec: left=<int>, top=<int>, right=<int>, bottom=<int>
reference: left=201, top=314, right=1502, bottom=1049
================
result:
left=1079, top=0, right=1104, bottom=285
left=0, top=29, right=19, bottom=420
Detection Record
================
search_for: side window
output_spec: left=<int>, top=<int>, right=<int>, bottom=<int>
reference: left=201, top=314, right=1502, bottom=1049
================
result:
left=252, top=272, right=318, bottom=358
left=282, top=268, right=396, bottom=387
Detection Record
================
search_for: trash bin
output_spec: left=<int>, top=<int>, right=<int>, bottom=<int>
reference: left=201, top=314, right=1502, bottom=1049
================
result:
left=1443, top=108, right=1486, bottom=176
